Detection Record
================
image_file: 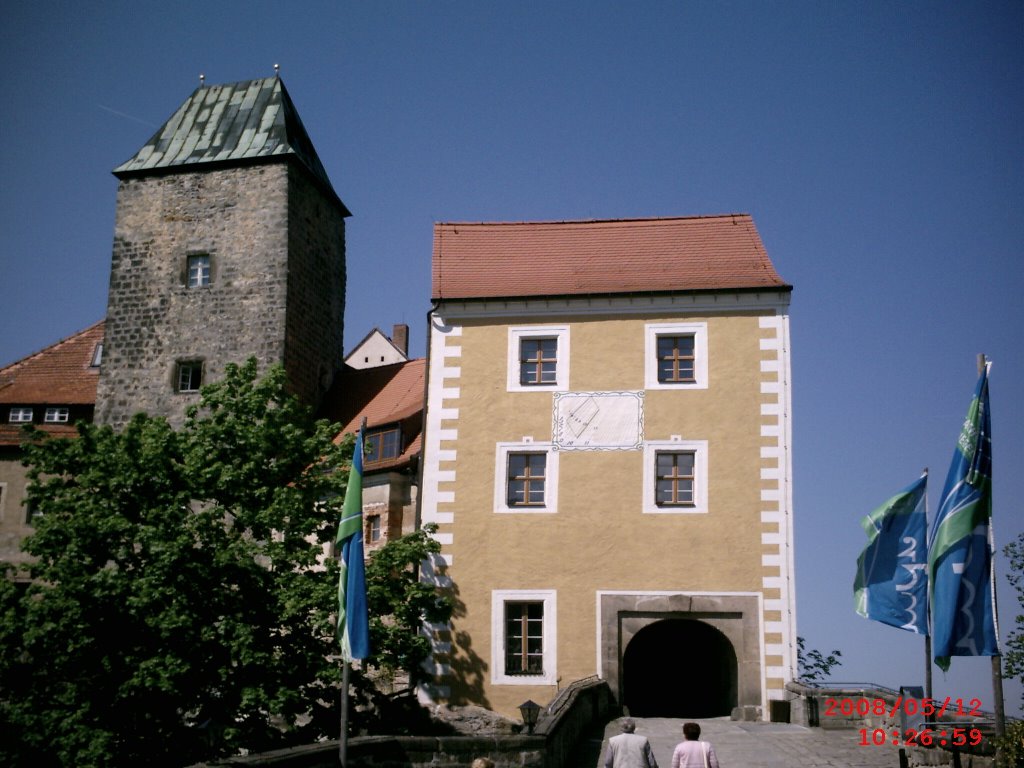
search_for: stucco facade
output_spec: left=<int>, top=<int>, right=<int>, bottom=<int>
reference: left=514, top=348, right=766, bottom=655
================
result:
left=420, top=218, right=795, bottom=720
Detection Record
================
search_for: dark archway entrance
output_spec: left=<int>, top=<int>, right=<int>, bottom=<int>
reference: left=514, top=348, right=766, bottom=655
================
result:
left=622, top=618, right=737, bottom=717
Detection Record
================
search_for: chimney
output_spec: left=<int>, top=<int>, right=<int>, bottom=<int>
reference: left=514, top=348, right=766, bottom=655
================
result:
left=391, top=324, right=409, bottom=357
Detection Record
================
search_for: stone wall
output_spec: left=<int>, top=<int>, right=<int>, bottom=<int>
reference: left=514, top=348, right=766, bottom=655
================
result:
left=190, top=679, right=616, bottom=768
left=282, top=162, right=346, bottom=408
left=96, top=160, right=346, bottom=428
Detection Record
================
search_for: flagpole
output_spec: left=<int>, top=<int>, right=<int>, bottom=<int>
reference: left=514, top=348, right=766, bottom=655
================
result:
left=922, top=468, right=932, bottom=708
left=977, top=355, right=1006, bottom=743
left=339, top=417, right=368, bottom=768
left=340, top=660, right=350, bottom=767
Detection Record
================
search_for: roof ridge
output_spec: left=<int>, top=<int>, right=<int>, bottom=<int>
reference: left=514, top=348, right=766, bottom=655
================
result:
left=435, top=213, right=751, bottom=227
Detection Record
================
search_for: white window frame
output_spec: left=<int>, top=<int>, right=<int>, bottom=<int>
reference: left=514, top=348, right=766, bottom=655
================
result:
left=9, top=407, right=33, bottom=423
left=176, top=361, right=203, bottom=393
left=187, top=254, right=211, bottom=288
left=642, top=438, right=709, bottom=514
left=494, top=441, right=559, bottom=514
left=644, top=322, right=708, bottom=390
left=491, top=589, right=557, bottom=686
left=507, top=326, right=570, bottom=392
left=44, top=407, right=70, bottom=423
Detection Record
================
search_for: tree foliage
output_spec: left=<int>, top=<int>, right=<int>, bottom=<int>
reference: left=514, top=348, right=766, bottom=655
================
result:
left=1004, top=532, right=1024, bottom=708
left=797, top=636, right=843, bottom=682
left=365, top=524, right=451, bottom=686
left=0, top=362, right=350, bottom=766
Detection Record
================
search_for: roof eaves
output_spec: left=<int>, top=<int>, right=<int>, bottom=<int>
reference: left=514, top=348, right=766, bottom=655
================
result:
left=433, top=283, right=794, bottom=303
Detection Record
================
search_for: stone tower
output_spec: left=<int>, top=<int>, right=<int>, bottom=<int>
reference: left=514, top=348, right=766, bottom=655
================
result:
left=95, top=77, right=349, bottom=428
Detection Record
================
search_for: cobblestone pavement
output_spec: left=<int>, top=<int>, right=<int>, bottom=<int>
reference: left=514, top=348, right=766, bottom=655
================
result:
left=581, top=717, right=907, bottom=768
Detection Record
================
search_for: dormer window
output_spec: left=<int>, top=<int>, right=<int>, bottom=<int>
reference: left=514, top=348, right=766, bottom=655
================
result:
left=187, top=254, right=211, bottom=288
left=364, top=426, right=401, bottom=465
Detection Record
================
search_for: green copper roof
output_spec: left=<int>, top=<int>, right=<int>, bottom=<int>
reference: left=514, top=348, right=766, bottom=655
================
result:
left=113, top=77, right=348, bottom=215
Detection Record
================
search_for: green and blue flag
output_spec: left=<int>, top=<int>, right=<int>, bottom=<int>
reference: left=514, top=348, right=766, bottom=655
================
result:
left=928, top=365, right=998, bottom=671
left=854, top=473, right=929, bottom=634
left=337, top=428, right=370, bottom=662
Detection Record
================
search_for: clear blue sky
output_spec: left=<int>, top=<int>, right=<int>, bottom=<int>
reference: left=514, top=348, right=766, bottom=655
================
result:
left=2, top=1, right=1022, bottom=716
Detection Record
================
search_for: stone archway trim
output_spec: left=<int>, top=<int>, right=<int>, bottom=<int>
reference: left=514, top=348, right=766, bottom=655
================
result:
left=596, top=591, right=765, bottom=715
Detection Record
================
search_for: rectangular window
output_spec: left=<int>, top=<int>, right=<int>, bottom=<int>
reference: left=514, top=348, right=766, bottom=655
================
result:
left=25, top=501, right=42, bottom=525
left=187, top=254, right=211, bottom=287
left=9, top=407, right=33, bottom=423
left=656, top=335, right=696, bottom=383
left=176, top=362, right=203, bottom=393
left=504, top=601, right=544, bottom=676
left=507, top=326, right=569, bottom=391
left=367, top=515, right=382, bottom=542
left=645, top=322, right=708, bottom=390
left=519, top=338, right=558, bottom=386
left=90, top=343, right=103, bottom=368
left=643, top=439, right=708, bottom=514
left=364, top=426, right=401, bottom=465
left=491, top=590, right=557, bottom=685
left=506, top=452, right=546, bottom=507
left=655, top=451, right=696, bottom=506
left=44, top=407, right=70, bottom=423
left=495, top=442, right=558, bottom=513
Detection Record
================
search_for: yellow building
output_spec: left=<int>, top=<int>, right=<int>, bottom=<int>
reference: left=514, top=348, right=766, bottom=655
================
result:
left=419, top=215, right=795, bottom=721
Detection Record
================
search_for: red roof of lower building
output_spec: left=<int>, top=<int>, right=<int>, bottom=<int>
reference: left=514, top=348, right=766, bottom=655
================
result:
left=432, top=214, right=789, bottom=300
left=319, top=359, right=425, bottom=470
left=0, top=321, right=104, bottom=405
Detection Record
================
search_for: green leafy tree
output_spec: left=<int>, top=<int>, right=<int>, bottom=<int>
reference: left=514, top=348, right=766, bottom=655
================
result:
left=797, top=636, right=843, bottom=682
left=1005, top=533, right=1024, bottom=707
left=0, top=361, right=348, bottom=766
left=365, top=524, right=452, bottom=685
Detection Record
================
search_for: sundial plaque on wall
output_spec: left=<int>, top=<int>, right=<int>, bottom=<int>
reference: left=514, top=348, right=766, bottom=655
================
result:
left=552, top=391, right=644, bottom=451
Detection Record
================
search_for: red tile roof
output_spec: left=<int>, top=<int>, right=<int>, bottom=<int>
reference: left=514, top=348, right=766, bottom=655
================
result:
left=320, top=359, right=425, bottom=469
left=0, top=321, right=104, bottom=405
left=432, top=215, right=790, bottom=300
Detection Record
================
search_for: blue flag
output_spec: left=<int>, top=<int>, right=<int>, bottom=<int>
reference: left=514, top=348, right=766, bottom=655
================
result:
left=928, top=364, right=997, bottom=671
left=337, top=428, right=370, bottom=661
left=854, top=474, right=929, bottom=634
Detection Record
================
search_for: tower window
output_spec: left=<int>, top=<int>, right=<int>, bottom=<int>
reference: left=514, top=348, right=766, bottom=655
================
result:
left=187, top=254, right=211, bottom=288
left=176, top=361, right=203, bottom=393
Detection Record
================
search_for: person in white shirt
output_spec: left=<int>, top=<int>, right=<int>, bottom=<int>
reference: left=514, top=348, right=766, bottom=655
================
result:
left=670, top=722, right=720, bottom=768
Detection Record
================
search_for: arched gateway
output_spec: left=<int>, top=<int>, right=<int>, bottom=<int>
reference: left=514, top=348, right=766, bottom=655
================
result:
left=599, top=592, right=766, bottom=718
left=623, top=619, right=737, bottom=717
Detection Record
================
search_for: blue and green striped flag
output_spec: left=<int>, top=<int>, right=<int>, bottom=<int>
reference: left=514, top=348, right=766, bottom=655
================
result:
left=928, top=364, right=997, bottom=671
left=337, top=428, right=370, bottom=661
left=853, top=473, right=928, bottom=634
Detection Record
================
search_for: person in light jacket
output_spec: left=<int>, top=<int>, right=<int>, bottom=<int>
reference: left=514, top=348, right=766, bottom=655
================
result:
left=603, top=718, right=659, bottom=768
